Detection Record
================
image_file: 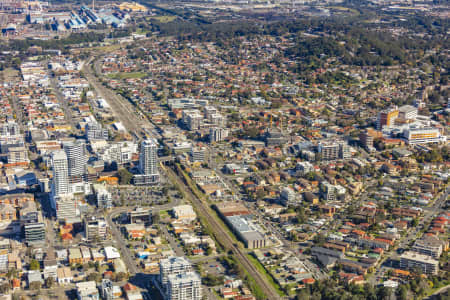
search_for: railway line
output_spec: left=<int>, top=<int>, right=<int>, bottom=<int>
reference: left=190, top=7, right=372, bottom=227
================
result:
left=166, top=166, right=282, bottom=300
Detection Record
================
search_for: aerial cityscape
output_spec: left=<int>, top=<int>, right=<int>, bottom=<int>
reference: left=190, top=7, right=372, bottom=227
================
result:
left=0, top=0, right=448, bottom=299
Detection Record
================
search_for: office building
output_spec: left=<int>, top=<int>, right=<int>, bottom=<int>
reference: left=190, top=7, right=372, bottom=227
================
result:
left=403, top=127, right=443, bottom=144
left=398, top=105, right=418, bottom=121
left=209, top=127, right=228, bottom=143
left=159, top=256, right=193, bottom=288
left=7, top=146, right=29, bottom=164
left=56, top=195, right=77, bottom=221
left=85, top=121, right=108, bottom=141
left=84, top=217, right=107, bottom=242
left=129, top=207, right=152, bottom=224
left=400, top=251, right=439, bottom=275
left=167, top=272, right=202, bottom=300
left=134, top=139, right=160, bottom=185
left=24, top=222, right=45, bottom=246
left=51, top=150, right=70, bottom=197
left=377, top=107, right=398, bottom=130
left=172, top=205, right=196, bottom=223
left=63, top=140, right=87, bottom=178
left=190, top=146, right=206, bottom=163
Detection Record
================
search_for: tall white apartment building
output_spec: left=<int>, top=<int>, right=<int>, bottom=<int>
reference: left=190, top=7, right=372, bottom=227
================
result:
left=63, top=140, right=87, bottom=177
left=51, top=150, right=70, bottom=197
left=139, top=139, right=158, bottom=175
left=167, top=272, right=202, bottom=300
left=159, top=257, right=193, bottom=289
left=85, top=121, right=108, bottom=141
left=209, top=127, right=228, bottom=143
left=134, top=139, right=159, bottom=185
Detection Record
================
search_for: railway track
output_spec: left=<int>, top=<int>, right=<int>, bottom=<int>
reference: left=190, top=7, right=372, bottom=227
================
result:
left=166, top=167, right=282, bottom=300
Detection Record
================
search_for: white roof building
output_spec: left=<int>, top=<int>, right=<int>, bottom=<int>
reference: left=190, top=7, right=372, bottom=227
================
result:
left=104, top=246, right=120, bottom=260
left=172, top=205, right=196, bottom=223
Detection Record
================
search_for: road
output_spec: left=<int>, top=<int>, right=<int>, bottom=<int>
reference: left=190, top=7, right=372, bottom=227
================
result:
left=106, top=194, right=182, bottom=275
left=10, top=96, right=25, bottom=132
left=160, top=225, right=184, bottom=257
left=86, top=53, right=278, bottom=299
left=166, top=166, right=282, bottom=300
left=83, top=57, right=158, bottom=140
left=426, top=284, right=450, bottom=299
left=49, top=74, right=78, bottom=132
left=106, top=207, right=139, bottom=275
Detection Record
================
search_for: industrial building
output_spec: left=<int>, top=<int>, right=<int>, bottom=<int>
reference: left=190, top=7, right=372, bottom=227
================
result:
left=226, top=215, right=267, bottom=249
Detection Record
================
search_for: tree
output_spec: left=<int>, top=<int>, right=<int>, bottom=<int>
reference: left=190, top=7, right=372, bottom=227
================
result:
left=115, top=272, right=128, bottom=282
left=45, top=277, right=54, bottom=289
left=29, top=281, right=41, bottom=290
left=0, top=283, right=10, bottom=294
left=205, top=245, right=213, bottom=256
left=117, top=168, right=133, bottom=185
left=29, top=259, right=40, bottom=271
left=396, top=284, right=409, bottom=300
left=162, top=186, right=169, bottom=196
left=6, top=268, right=18, bottom=279
left=296, top=288, right=311, bottom=300
left=87, top=272, right=102, bottom=283
left=38, top=162, right=47, bottom=172
left=202, top=274, right=224, bottom=286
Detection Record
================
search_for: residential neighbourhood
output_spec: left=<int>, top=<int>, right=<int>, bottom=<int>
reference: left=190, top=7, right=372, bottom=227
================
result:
left=0, top=0, right=448, bottom=299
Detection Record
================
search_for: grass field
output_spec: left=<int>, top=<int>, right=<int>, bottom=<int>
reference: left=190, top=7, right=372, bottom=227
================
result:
left=84, top=43, right=123, bottom=53
left=151, top=15, right=176, bottom=23
left=329, top=6, right=359, bottom=14
left=107, top=72, right=147, bottom=80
